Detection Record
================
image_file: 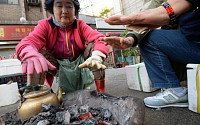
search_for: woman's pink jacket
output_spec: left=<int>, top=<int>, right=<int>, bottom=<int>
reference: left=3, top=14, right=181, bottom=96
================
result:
left=16, top=16, right=109, bottom=86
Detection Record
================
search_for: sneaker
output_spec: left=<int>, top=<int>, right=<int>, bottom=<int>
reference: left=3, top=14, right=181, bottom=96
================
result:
left=144, top=88, right=188, bottom=109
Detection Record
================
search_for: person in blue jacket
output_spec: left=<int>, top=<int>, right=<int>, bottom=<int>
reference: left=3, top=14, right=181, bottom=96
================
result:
left=100, top=0, right=200, bottom=109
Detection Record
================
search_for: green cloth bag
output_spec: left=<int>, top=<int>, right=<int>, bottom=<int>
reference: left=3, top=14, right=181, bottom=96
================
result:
left=57, top=55, right=94, bottom=92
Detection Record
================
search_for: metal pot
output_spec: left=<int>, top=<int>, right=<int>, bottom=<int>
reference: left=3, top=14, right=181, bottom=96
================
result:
left=17, top=84, right=62, bottom=121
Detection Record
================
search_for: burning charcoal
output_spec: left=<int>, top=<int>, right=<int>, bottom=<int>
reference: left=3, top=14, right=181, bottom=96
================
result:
left=83, top=118, right=98, bottom=125
left=1, top=90, right=145, bottom=125
left=56, top=111, right=65, bottom=123
left=63, top=110, right=71, bottom=124
left=41, top=103, right=62, bottom=114
left=100, top=121, right=112, bottom=125
left=5, top=120, right=21, bottom=125
left=21, top=105, right=119, bottom=125
left=22, top=116, right=36, bottom=125
left=21, top=118, right=29, bottom=125
left=41, top=103, right=53, bottom=112
left=89, top=107, right=103, bottom=116
left=37, top=120, right=50, bottom=125
left=68, top=104, right=79, bottom=121
left=101, top=119, right=119, bottom=125
left=23, top=115, right=43, bottom=125
left=5, top=112, right=22, bottom=125
left=79, top=104, right=89, bottom=115
left=102, top=121, right=113, bottom=125
left=19, top=102, right=118, bottom=125
left=38, top=112, right=51, bottom=117
left=72, top=118, right=86, bottom=124
left=59, top=102, right=65, bottom=109
left=49, top=106, right=61, bottom=114
left=78, top=112, right=93, bottom=120
left=38, top=111, right=55, bottom=123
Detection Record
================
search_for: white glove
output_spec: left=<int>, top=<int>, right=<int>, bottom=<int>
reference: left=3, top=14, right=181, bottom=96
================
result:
left=79, top=50, right=106, bottom=69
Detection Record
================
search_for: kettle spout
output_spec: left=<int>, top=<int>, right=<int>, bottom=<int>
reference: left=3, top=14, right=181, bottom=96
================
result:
left=57, top=86, right=63, bottom=104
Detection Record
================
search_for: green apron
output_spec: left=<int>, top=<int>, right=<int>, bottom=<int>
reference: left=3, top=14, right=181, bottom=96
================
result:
left=57, top=55, right=94, bottom=92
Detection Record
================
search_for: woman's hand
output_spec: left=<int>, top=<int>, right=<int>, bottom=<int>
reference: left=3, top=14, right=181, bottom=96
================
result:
left=19, top=46, right=56, bottom=75
left=99, top=37, right=134, bottom=50
left=79, top=50, right=106, bottom=69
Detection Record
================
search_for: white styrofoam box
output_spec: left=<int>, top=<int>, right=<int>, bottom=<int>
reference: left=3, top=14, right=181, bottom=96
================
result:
left=0, top=82, right=19, bottom=107
left=125, top=63, right=158, bottom=92
left=0, top=59, right=22, bottom=76
left=187, top=64, right=200, bottom=113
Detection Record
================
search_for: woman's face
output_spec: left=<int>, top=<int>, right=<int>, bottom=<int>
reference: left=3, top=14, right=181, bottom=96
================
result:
left=53, top=0, right=75, bottom=25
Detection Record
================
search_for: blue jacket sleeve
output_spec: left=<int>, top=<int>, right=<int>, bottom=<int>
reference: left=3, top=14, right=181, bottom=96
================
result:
left=186, top=0, right=200, bottom=7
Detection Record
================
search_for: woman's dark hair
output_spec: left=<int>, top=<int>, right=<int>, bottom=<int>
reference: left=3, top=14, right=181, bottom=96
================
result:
left=45, top=0, right=80, bottom=16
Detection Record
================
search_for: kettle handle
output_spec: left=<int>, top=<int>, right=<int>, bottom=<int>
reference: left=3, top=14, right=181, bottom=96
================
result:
left=18, top=84, right=52, bottom=98
left=18, top=84, right=41, bottom=97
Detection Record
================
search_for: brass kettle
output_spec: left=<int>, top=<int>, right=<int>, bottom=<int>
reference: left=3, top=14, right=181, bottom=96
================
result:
left=17, top=84, right=63, bottom=121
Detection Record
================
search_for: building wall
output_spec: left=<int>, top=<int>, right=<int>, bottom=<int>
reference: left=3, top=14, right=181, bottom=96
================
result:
left=0, top=0, right=98, bottom=24
left=111, top=0, right=151, bottom=16
left=123, top=0, right=151, bottom=14
left=110, top=0, right=123, bottom=15
left=0, top=0, right=47, bottom=24
left=0, top=4, right=22, bottom=21
left=123, top=0, right=143, bottom=14
left=26, top=6, right=44, bottom=21
left=79, top=0, right=94, bottom=16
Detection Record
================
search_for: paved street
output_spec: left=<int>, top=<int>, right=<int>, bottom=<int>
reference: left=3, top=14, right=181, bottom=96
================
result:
left=1, top=68, right=200, bottom=125
left=103, top=68, right=200, bottom=125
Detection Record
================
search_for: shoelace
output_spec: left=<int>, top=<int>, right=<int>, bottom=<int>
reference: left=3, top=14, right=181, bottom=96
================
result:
left=154, top=87, right=188, bottom=99
left=155, top=88, right=168, bottom=97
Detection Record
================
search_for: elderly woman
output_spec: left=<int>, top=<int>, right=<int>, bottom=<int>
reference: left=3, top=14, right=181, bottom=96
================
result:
left=16, top=0, right=109, bottom=93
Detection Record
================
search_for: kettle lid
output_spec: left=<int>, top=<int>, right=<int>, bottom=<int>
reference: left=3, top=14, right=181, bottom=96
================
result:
left=23, top=85, right=51, bottom=99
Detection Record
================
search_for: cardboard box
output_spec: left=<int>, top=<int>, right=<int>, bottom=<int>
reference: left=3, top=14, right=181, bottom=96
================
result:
left=187, top=64, right=200, bottom=113
left=125, top=63, right=158, bottom=92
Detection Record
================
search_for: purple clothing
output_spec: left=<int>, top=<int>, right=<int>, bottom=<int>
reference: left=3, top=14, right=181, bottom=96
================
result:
left=52, top=25, right=83, bottom=60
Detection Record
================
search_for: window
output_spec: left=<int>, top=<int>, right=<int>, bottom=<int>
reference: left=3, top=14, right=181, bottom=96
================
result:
left=0, top=0, right=19, bottom=4
left=27, top=0, right=40, bottom=5
left=8, top=0, right=19, bottom=4
left=0, top=0, right=7, bottom=4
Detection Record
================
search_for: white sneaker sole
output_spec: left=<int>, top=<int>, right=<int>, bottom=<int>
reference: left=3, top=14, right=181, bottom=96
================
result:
left=145, top=102, right=188, bottom=110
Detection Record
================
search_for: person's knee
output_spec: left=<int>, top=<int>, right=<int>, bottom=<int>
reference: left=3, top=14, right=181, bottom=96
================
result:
left=139, top=30, right=170, bottom=49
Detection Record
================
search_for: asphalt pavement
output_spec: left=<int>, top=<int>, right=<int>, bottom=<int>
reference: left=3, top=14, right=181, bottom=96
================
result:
left=103, top=68, right=200, bottom=125
left=0, top=67, right=200, bottom=125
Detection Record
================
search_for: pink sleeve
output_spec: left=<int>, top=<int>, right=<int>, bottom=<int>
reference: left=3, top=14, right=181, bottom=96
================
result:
left=16, top=19, right=48, bottom=59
